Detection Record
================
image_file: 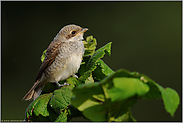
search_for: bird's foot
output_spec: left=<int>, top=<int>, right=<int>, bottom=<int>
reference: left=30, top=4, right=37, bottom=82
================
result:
left=55, top=81, right=70, bottom=88
left=72, top=74, right=78, bottom=78
left=63, top=82, right=70, bottom=86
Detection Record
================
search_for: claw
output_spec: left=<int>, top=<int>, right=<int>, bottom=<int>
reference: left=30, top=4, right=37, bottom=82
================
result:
left=63, top=82, right=70, bottom=86
left=55, top=81, right=70, bottom=88
left=72, top=74, right=78, bottom=78
left=55, top=81, right=64, bottom=88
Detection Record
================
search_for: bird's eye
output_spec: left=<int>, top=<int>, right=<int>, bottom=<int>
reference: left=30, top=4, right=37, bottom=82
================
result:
left=71, top=31, right=76, bottom=34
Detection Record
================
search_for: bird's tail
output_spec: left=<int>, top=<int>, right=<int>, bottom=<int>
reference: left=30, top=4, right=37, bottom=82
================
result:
left=22, top=80, right=46, bottom=101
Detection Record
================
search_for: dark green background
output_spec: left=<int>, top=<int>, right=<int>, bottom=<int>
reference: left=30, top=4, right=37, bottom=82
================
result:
left=2, top=1, right=181, bottom=121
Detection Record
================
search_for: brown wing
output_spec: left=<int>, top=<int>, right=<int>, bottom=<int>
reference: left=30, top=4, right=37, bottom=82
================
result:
left=35, top=41, right=62, bottom=82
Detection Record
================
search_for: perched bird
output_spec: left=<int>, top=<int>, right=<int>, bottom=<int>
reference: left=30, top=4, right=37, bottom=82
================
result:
left=23, top=24, right=88, bottom=101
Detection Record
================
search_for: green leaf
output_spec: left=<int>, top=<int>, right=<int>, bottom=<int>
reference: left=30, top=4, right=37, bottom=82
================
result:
left=47, top=77, right=76, bottom=121
left=96, top=59, right=114, bottom=76
left=141, top=80, right=162, bottom=99
left=107, top=77, right=150, bottom=101
left=78, top=56, right=91, bottom=76
left=78, top=70, right=92, bottom=84
left=71, top=82, right=106, bottom=121
left=78, top=42, right=112, bottom=83
left=77, top=56, right=91, bottom=84
left=54, top=110, right=68, bottom=122
left=82, top=35, right=97, bottom=56
left=41, top=50, right=46, bottom=62
left=71, top=69, right=146, bottom=121
left=49, top=87, right=72, bottom=114
left=81, top=104, right=107, bottom=121
left=93, top=59, right=114, bottom=81
left=155, top=84, right=180, bottom=117
left=86, top=42, right=112, bottom=72
left=139, top=74, right=180, bottom=116
left=49, top=77, right=76, bottom=114
left=139, top=74, right=162, bottom=99
left=108, top=97, right=137, bottom=122
left=71, top=82, right=104, bottom=111
left=85, top=74, right=94, bottom=83
left=26, top=93, right=53, bottom=121
left=113, top=111, right=136, bottom=122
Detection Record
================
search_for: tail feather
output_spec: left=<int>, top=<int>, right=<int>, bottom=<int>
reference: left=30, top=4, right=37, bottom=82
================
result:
left=22, top=80, right=45, bottom=101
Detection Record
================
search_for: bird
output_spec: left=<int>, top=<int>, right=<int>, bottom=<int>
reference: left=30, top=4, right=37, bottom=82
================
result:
left=23, top=24, right=88, bottom=101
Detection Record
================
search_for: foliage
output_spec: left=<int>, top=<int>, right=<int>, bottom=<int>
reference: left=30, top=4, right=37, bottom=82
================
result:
left=24, top=36, right=180, bottom=122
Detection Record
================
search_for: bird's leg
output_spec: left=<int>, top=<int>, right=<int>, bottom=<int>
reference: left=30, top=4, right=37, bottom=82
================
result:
left=72, top=74, right=78, bottom=78
left=55, top=80, right=64, bottom=88
left=55, top=79, right=69, bottom=88
left=63, top=82, right=70, bottom=86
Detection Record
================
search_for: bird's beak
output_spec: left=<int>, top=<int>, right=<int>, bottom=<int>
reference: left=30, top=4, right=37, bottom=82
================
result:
left=81, top=28, right=88, bottom=33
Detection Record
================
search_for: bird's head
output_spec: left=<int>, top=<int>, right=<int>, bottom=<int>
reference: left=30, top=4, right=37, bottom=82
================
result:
left=56, top=24, right=88, bottom=42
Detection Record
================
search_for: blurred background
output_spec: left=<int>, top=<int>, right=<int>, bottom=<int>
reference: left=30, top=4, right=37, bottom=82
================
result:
left=2, top=1, right=181, bottom=121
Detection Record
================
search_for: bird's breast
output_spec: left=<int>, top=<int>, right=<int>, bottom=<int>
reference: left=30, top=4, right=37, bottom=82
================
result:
left=55, top=53, right=83, bottom=81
